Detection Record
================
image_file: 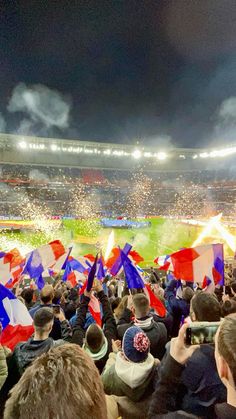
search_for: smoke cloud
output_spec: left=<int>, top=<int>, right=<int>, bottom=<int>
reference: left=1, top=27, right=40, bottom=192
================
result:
left=29, top=169, right=49, bottom=183
left=7, top=83, right=71, bottom=133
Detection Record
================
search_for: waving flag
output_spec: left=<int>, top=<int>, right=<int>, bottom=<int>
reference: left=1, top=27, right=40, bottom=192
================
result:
left=145, top=284, right=167, bottom=317
left=86, top=255, right=98, bottom=292
left=129, top=250, right=144, bottom=265
left=110, top=243, right=132, bottom=276
left=23, top=240, right=66, bottom=279
left=154, top=254, right=172, bottom=271
left=154, top=244, right=224, bottom=286
left=96, top=257, right=105, bottom=280
left=0, top=248, right=25, bottom=286
left=88, top=294, right=102, bottom=326
left=50, top=247, right=72, bottom=273
left=120, top=250, right=145, bottom=289
left=0, top=284, right=34, bottom=350
left=69, top=256, right=92, bottom=274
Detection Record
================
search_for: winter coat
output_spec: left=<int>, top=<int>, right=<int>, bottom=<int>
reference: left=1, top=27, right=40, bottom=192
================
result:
left=102, top=351, right=157, bottom=402
left=148, top=354, right=233, bottom=419
left=117, top=309, right=167, bottom=360
left=71, top=290, right=117, bottom=374
left=0, top=346, right=11, bottom=391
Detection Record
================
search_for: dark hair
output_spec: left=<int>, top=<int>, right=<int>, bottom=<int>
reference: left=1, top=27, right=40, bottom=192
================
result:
left=111, top=297, right=121, bottom=312
left=218, top=316, right=236, bottom=387
left=52, top=289, right=62, bottom=305
left=231, top=281, right=236, bottom=294
left=182, top=287, right=194, bottom=303
left=34, top=308, right=54, bottom=328
left=40, top=285, right=54, bottom=304
left=86, top=324, right=104, bottom=352
left=21, top=288, right=34, bottom=305
left=221, top=300, right=236, bottom=317
left=191, top=292, right=221, bottom=322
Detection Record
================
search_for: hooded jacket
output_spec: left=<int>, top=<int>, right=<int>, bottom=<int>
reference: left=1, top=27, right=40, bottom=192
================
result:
left=102, top=351, right=157, bottom=402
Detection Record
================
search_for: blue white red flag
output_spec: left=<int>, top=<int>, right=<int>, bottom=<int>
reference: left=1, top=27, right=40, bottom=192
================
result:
left=120, top=250, right=145, bottom=289
left=0, top=284, right=34, bottom=350
left=110, top=243, right=132, bottom=276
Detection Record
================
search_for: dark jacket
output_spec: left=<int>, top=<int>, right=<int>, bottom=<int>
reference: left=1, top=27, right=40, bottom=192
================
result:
left=148, top=354, right=232, bottom=419
left=29, top=303, right=62, bottom=340
left=71, top=290, right=117, bottom=373
left=164, top=280, right=190, bottom=337
left=0, top=320, right=71, bottom=414
left=117, top=308, right=167, bottom=360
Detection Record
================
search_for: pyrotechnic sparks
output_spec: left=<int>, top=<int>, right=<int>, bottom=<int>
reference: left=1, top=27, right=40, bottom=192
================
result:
left=104, top=230, right=115, bottom=261
left=125, top=170, right=152, bottom=218
left=192, top=213, right=236, bottom=252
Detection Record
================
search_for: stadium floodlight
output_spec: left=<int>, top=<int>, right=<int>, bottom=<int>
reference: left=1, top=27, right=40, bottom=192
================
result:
left=192, top=154, right=198, bottom=159
left=156, top=152, right=167, bottom=160
left=51, top=144, right=58, bottom=151
left=199, top=152, right=208, bottom=158
left=144, top=152, right=151, bottom=157
left=179, top=154, right=186, bottom=159
left=103, top=149, right=111, bottom=155
left=19, top=141, right=27, bottom=149
left=132, top=149, right=142, bottom=159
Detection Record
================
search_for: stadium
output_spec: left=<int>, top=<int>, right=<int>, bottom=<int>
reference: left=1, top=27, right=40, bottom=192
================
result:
left=0, top=133, right=235, bottom=264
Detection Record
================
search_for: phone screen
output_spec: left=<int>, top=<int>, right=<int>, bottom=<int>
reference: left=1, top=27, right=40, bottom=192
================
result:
left=185, top=322, right=221, bottom=345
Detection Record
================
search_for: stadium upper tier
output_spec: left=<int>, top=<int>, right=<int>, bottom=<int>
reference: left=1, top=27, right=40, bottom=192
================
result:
left=0, top=133, right=236, bottom=171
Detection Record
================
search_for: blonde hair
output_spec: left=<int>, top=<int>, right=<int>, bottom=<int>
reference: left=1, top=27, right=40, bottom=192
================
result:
left=4, top=344, right=107, bottom=419
left=114, top=295, right=128, bottom=320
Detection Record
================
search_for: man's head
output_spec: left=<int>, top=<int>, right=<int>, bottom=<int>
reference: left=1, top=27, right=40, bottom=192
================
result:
left=132, top=293, right=150, bottom=319
left=182, top=287, right=194, bottom=303
left=4, top=344, right=107, bottom=419
left=40, top=285, right=54, bottom=304
left=33, top=308, right=54, bottom=339
left=215, top=315, right=236, bottom=390
left=190, top=292, right=221, bottom=322
left=21, top=288, right=34, bottom=305
left=231, top=281, right=236, bottom=296
left=85, top=324, right=105, bottom=353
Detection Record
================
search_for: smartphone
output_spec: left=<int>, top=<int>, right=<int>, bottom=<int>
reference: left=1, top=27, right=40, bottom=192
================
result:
left=185, top=322, right=221, bottom=345
left=52, top=305, right=60, bottom=315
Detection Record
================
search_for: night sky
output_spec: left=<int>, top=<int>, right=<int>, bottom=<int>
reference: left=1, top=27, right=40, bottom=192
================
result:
left=1, top=0, right=236, bottom=148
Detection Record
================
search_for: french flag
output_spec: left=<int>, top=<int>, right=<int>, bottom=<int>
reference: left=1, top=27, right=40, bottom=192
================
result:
left=50, top=247, right=72, bottom=273
left=109, top=243, right=132, bottom=276
left=154, top=254, right=172, bottom=271
left=88, top=294, right=102, bottom=326
left=155, top=244, right=224, bottom=286
left=0, top=284, right=34, bottom=350
left=23, top=240, right=66, bottom=279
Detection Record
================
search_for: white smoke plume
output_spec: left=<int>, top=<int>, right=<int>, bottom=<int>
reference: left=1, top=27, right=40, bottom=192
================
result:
left=7, top=83, right=71, bottom=132
left=218, top=97, right=236, bottom=121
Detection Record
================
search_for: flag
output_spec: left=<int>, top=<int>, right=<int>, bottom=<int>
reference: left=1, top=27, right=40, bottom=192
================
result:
left=23, top=240, right=66, bottom=279
left=120, top=250, right=145, bottom=289
left=36, top=275, right=45, bottom=290
left=0, top=284, right=34, bottom=350
left=145, top=284, right=167, bottom=317
left=88, top=294, right=101, bottom=326
left=154, top=254, right=172, bottom=271
left=0, top=252, right=17, bottom=285
left=84, top=254, right=96, bottom=263
left=110, top=243, right=132, bottom=276
left=129, top=250, right=144, bottom=265
left=155, top=244, right=224, bottom=285
left=50, top=247, right=72, bottom=273
left=69, top=256, right=92, bottom=274
left=86, top=255, right=98, bottom=292
left=96, top=257, right=105, bottom=280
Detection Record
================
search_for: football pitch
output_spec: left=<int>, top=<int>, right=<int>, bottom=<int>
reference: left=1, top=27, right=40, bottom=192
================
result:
left=0, top=217, right=222, bottom=267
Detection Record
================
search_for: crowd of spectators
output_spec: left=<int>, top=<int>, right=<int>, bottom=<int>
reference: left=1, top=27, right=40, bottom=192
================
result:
left=0, top=265, right=236, bottom=418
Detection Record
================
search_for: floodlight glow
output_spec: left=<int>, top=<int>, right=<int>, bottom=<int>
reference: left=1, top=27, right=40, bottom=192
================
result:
left=199, top=152, right=208, bottom=158
left=144, top=152, right=151, bottom=157
left=19, top=141, right=27, bottom=149
left=51, top=144, right=58, bottom=151
left=104, top=149, right=111, bottom=155
left=156, top=152, right=167, bottom=160
left=132, top=150, right=142, bottom=159
left=192, top=154, right=198, bottom=159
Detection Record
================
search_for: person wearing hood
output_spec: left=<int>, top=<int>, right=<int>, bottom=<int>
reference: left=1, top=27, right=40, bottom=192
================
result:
left=71, top=279, right=117, bottom=374
left=102, top=326, right=158, bottom=402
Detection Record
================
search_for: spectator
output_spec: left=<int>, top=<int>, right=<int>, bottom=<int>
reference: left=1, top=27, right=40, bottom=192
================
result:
left=21, top=288, right=34, bottom=310
left=0, top=308, right=71, bottom=409
left=114, top=295, right=128, bottom=323
left=149, top=267, right=160, bottom=284
left=29, top=285, right=62, bottom=340
left=148, top=317, right=236, bottom=419
left=165, top=279, right=194, bottom=337
left=4, top=344, right=109, bottom=419
left=153, top=292, right=225, bottom=417
left=117, top=293, right=167, bottom=360
left=230, top=281, right=236, bottom=300
left=221, top=298, right=236, bottom=317
left=71, top=280, right=117, bottom=373
left=102, top=326, right=158, bottom=402
left=0, top=324, right=11, bottom=391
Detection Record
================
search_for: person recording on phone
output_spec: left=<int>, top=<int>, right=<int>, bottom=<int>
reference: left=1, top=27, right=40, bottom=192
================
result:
left=148, top=315, right=236, bottom=419
left=152, top=292, right=225, bottom=417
